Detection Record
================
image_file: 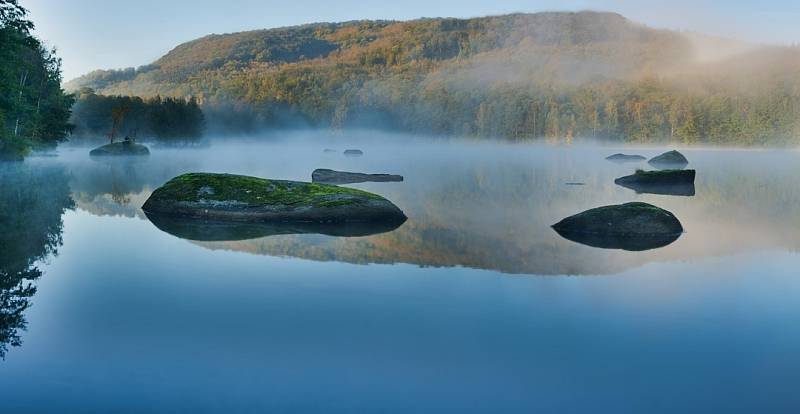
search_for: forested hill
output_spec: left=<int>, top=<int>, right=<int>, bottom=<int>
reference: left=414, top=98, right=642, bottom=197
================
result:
left=66, top=12, right=800, bottom=145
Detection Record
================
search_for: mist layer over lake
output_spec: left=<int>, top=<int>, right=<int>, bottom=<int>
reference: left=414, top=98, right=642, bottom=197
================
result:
left=2, top=132, right=799, bottom=413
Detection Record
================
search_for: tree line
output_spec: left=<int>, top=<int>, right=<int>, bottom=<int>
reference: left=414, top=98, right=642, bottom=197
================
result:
left=0, top=0, right=73, bottom=159
left=70, top=89, right=205, bottom=142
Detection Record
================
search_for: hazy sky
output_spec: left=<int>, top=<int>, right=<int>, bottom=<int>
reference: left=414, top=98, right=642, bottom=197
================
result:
left=22, top=0, right=800, bottom=81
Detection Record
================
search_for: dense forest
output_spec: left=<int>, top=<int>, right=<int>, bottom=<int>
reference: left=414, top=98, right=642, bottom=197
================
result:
left=0, top=0, right=73, bottom=159
left=70, top=89, right=205, bottom=142
left=66, top=12, right=800, bottom=145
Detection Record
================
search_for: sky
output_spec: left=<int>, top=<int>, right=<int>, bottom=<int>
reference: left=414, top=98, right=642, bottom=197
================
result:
left=22, top=0, right=800, bottom=81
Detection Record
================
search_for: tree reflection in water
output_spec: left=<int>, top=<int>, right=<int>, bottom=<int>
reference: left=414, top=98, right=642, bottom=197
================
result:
left=0, top=163, right=73, bottom=358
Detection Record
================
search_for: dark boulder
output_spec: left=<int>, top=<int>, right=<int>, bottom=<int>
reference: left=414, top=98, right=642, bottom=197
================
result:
left=552, top=202, right=683, bottom=251
left=648, top=150, right=688, bottom=169
left=344, top=149, right=363, bottom=156
left=615, top=169, right=696, bottom=196
left=312, top=169, right=404, bottom=185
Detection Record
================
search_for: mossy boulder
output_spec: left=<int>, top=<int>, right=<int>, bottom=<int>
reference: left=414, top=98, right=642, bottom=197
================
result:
left=142, top=172, right=407, bottom=224
left=606, top=153, right=646, bottom=162
left=648, top=150, right=688, bottom=168
left=552, top=202, right=683, bottom=250
left=312, top=169, right=404, bottom=185
left=90, top=142, right=150, bottom=156
left=615, top=169, right=696, bottom=196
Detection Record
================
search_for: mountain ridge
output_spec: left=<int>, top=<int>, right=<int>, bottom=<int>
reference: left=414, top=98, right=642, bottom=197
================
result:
left=65, top=11, right=800, bottom=145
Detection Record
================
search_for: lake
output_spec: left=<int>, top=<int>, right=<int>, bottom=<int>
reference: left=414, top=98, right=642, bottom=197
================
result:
left=1, top=132, right=799, bottom=413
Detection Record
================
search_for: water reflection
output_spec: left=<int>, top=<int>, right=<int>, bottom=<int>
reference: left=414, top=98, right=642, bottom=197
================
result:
left=552, top=228, right=682, bottom=251
left=0, top=162, right=73, bottom=358
left=52, top=142, right=800, bottom=275
left=145, top=213, right=407, bottom=240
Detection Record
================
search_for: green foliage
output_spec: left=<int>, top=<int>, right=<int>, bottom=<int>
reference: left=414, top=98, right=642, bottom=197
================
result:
left=66, top=12, right=800, bottom=145
left=0, top=0, right=74, bottom=158
left=70, top=90, right=205, bottom=141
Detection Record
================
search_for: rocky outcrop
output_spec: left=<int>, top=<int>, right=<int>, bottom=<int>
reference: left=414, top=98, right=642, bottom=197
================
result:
left=142, top=172, right=407, bottom=224
left=312, top=169, right=404, bottom=184
left=615, top=169, right=696, bottom=196
left=552, top=202, right=683, bottom=250
left=648, top=150, right=688, bottom=169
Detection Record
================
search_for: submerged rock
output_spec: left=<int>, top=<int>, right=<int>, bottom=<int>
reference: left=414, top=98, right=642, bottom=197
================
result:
left=142, top=172, right=407, bottom=224
left=606, top=153, right=646, bottom=162
left=615, top=169, right=696, bottom=196
left=552, top=202, right=683, bottom=251
left=312, top=169, right=404, bottom=185
left=90, top=142, right=150, bottom=156
left=344, top=149, right=363, bottom=156
left=648, top=150, right=688, bottom=168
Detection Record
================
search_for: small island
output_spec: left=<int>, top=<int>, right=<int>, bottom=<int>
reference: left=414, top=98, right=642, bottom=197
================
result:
left=552, top=202, right=683, bottom=250
left=615, top=169, right=696, bottom=196
left=142, top=172, right=407, bottom=224
left=312, top=169, right=404, bottom=184
left=89, top=140, right=150, bottom=156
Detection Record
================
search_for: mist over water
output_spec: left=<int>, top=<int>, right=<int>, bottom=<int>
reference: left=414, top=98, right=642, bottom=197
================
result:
left=2, top=131, right=800, bottom=412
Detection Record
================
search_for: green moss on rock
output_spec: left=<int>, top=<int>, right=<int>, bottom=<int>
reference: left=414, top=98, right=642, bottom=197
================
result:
left=142, top=172, right=406, bottom=224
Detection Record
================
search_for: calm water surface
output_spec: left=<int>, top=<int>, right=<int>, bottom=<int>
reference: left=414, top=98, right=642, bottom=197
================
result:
left=1, top=135, right=799, bottom=413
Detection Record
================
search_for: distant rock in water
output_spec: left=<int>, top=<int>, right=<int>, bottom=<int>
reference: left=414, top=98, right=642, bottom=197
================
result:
left=312, top=169, right=404, bottom=185
left=615, top=169, right=696, bottom=196
left=648, top=150, right=688, bottom=169
left=606, top=153, right=646, bottom=162
left=323, top=148, right=338, bottom=153
left=344, top=149, right=363, bottom=156
left=552, top=202, right=683, bottom=251
left=142, top=172, right=407, bottom=225
left=89, top=141, right=150, bottom=156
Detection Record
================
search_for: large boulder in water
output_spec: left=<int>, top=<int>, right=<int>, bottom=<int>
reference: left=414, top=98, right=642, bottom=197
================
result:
left=312, top=169, right=404, bottom=185
left=648, top=150, right=688, bottom=169
left=142, top=172, right=407, bottom=224
left=552, top=202, right=683, bottom=251
left=90, top=141, right=150, bottom=156
left=615, top=169, right=696, bottom=196
left=606, top=153, right=646, bottom=163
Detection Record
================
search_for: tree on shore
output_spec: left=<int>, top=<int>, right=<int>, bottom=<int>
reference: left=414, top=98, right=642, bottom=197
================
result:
left=0, top=0, right=74, bottom=159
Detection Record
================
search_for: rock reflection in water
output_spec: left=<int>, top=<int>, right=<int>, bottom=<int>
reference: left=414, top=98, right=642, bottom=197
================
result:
left=145, top=213, right=407, bottom=241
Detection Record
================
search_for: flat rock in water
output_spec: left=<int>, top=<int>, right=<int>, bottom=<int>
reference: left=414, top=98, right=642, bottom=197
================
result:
left=606, top=153, right=646, bottom=162
left=312, top=169, right=404, bottom=184
left=323, top=148, right=338, bottom=153
left=615, top=169, right=696, bottom=196
left=344, top=149, right=363, bottom=156
left=552, top=202, right=683, bottom=251
left=648, top=150, right=688, bottom=169
left=90, top=142, right=150, bottom=156
left=142, top=172, right=407, bottom=224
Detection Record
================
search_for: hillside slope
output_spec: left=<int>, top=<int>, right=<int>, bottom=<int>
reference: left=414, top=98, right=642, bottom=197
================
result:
left=66, top=12, right=800, bottom=144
